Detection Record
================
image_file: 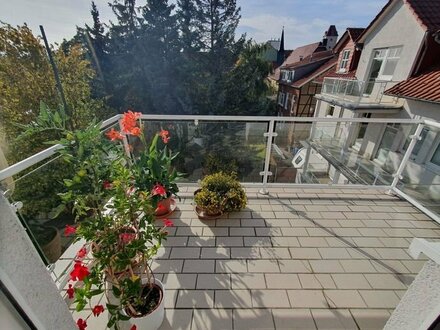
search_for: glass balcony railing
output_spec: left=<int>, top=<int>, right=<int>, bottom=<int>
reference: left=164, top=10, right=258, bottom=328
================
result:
left=320, top=77, right=404, bottom=107
left=0, top=115, right=439, bottom=269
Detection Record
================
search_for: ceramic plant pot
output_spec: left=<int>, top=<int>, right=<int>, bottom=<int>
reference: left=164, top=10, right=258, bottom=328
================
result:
left=120, top=278, right=165, bottom=330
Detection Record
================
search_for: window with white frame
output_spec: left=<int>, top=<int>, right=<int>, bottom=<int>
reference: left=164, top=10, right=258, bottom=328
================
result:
left=281, top=70, right=294, bottom=82
left=285, top=93, right=290, bottom=109
left=369, top=47, right=402, bottom=80
left=339, top=50, right=350, bottom=72
left=429, top=144, right=440, bottom=168
left=278, top=92, right=286, bottom=106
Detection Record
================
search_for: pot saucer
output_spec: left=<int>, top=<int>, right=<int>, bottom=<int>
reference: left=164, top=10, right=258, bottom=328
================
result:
left=155, top=198, right=177, bottom=219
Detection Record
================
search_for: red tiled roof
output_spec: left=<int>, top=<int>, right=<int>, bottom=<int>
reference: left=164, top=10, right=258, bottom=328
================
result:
left=346, top=28, right=365, bottom=42
left=292, top=57, right=338, bottom=88
left=283, top=50, right=334, bottom=69
left=269, top=42, right=323, bottom=80
left=322, top=70, right=357, bottom=80
left=406, top=0, right=440, bottom=31
left=384, top=65, right=440, bottom=104
left=358, top=0, right=440, bottom=43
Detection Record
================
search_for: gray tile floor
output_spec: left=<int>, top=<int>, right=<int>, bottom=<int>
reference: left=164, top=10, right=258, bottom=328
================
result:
left=70, top=187, right=440, bottom=329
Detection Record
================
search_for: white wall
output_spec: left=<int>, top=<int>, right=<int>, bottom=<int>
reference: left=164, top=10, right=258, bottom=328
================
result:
left=356, top=0, right=425, bottom=82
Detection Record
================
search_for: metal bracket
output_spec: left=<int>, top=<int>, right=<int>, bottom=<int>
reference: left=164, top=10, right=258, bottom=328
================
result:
left=392, top=173, right=403, bottom=180
left=263, top=132, right=278, bottom=138
left=11, top=201, right=23, bottom=212
left=259, top=171, right=273, bottom=176
left=409, top=134, right=422, bottom=141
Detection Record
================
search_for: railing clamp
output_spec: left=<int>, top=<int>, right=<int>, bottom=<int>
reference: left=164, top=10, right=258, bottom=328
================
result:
left=11, top=201, right=23, bottom=212
left=409, top=134, right=422, bottom=141
left=263, top=132, right=278, bottom=138
left=392, top=173, right=403, bottom=180
left=259, top=171, right=273, bottom=177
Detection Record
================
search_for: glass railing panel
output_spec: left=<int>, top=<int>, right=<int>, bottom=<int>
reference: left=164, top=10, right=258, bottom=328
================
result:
left=271, top=120, right=418, bottom=186
left=1, top=155, right=75, bottom=265
left=136, top=119, right=268, bottom=183
left=396, top=124, right=440, bottom=218
left=0, top=122, right=120, bottom=266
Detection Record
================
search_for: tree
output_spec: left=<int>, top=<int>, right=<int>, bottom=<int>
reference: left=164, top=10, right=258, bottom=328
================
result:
left=0, top=23, right=110, bottom=160
left=223, top=42, right=274, bottom=115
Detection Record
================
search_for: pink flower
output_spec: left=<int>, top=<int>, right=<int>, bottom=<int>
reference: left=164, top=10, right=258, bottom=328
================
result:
left=67, top=284, right=74, bottom=299
left=152, top=184, right=167, bottom=197
left=92, top=304, right=104, bottom=317
left=64, top=225, right=76, bottom=236
left=77, top=318, right=87, bottom=330
left=119, top=232, right=136, bottom=244
left=159, top=129, right=170, bottom=144
left=70, top=262, right=90, bottom=281
left=76, top=247, right=87, bottom=259
left=163, top=219, right=174, bottom=227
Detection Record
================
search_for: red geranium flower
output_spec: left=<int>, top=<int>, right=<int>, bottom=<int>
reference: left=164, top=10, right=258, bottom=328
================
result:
left=103, top=180, right=112, bottom=190
left=130, top=127, right=142, bottom=136
left=119, top=232, right=136, bottom=244
left=163, top=219, right=174, bottom=227
left=159, top=129, right=170, bottom=143
left=130, top=326, right=137, bottom=330
left=152, top=184, right=167, bottom=197
left=64, top=225, right=76, bottom=236
left=77, top=318, right=87, bottom=330
left=67, top=284, right=75, bottom=299
left=105, top=128, right=124, bottom=141
left=92, top=304, right=105, bottom=317
left=70, top=262, right=90, bottom=281
left=121, top=111, right=141, bottom=133
left=76, top=247, right=87, bottom=259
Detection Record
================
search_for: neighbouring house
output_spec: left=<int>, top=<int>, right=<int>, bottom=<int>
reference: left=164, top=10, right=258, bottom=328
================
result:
left=276, top=51, right=337, bottom=117
left=307, top=0, right=440, bottom=207
left=272, top=25, right=339, bottom=116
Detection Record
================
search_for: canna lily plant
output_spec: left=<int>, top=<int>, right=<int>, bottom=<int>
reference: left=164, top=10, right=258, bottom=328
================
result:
left=22, top=107, right=178, bottom=329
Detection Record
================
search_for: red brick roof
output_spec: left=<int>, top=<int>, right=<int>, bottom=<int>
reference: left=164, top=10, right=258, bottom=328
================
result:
left=384, top=65, right=440, bottom=104
left=359, top=0, right=440, bottom=43
left=269, top=42, right=324, bottom=80
left=406, top=0, right=440, bottom=31
left=346, top=28, right=365, bottom=42
left=292, top=57, right=338, bottom=88
left=283, top=50, right=334, bottom=70
left=323, top=70, right=357, bottom=80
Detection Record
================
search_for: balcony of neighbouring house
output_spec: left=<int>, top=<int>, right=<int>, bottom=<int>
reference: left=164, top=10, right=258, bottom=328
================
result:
left=316, top=77, right=405, bottom=112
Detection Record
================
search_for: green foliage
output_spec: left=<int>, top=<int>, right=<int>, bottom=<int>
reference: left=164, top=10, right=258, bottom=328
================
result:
left=204, top=153, right=239, bottom=175
left=197, top=172, right=246, bottom=213
left=194, top=189, right=222, bottom=215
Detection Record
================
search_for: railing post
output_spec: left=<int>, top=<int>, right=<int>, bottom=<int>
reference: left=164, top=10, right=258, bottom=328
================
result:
left=389, top=123, right=424, bottom=191
left=259, top=120, right=276, bottom=195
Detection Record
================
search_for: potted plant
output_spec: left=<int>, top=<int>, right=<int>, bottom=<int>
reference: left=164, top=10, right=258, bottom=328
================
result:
left=126, top=113, right=183, bottom=217
left=193, top=189, right=223, bottom=218
left=23, top=108, right=174, bottom=329
left=194, top=172, right=247, bottom=219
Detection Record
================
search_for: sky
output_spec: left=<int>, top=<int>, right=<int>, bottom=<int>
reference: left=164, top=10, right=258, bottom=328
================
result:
left=0, top=0, right=388, bottom=49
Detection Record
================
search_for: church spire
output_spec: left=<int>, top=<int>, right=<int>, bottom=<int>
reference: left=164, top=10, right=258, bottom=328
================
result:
left=277, top=27, right=285, bottom=65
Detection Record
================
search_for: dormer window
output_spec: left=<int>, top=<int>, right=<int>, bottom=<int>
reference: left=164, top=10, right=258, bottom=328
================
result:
left=281, top=70, right=295, bottom=82
left=339, top=50, right=350, bottom=72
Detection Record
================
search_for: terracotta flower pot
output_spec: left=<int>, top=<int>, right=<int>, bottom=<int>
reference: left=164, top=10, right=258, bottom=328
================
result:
left=40, top=226, right=62, bottom=263
left=155, top=197, right=176, bottom=217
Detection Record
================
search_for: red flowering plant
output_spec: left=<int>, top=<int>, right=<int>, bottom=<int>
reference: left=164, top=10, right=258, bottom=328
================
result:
left=24, top=107, right=173, bottom=328
left=116, top=111, right=183, bottom=211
